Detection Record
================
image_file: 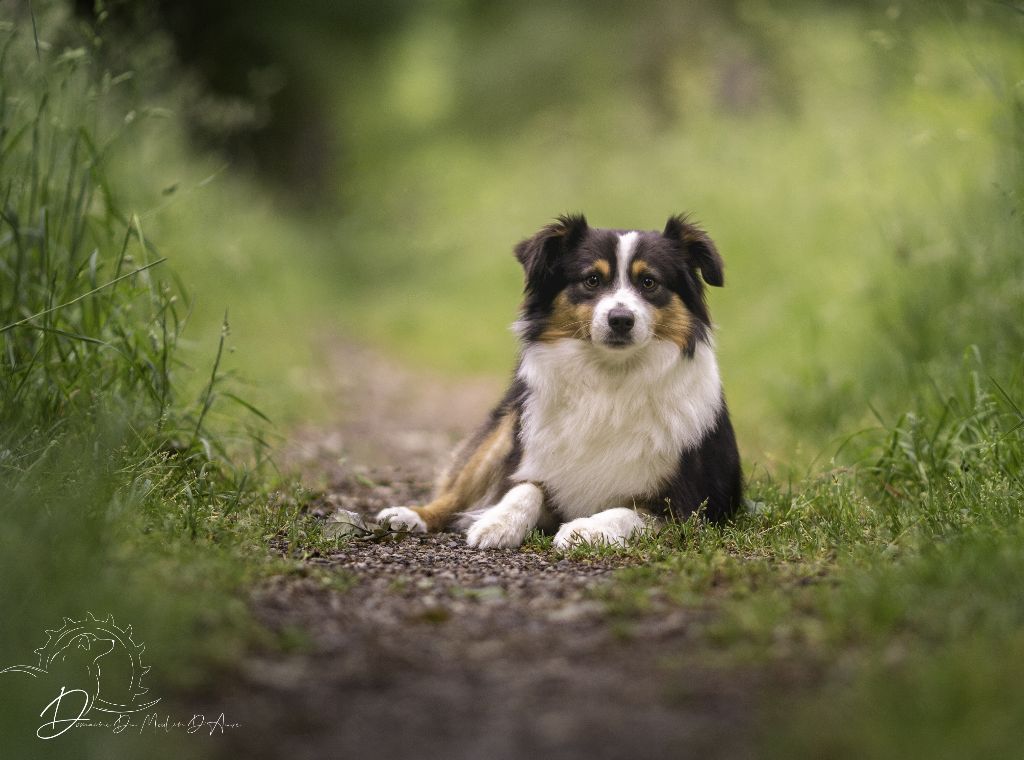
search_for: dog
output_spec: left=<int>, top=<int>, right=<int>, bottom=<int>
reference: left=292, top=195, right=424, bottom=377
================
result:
left=377, top=213, right=742, bottom=549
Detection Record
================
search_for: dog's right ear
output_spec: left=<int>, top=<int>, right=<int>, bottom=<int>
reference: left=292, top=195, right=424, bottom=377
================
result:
left=514, top=214, right=588, bottom=294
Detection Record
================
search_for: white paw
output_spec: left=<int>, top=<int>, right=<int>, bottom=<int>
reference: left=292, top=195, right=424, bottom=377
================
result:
left=464, top=483, right=543, bottom=550
left=553, top=508, right=646, bottom=550
left=466, top=511, right=527, bottom=549
left=376, top=506, right=427, bottom=533
left=553, top=518, right=619, bottom=549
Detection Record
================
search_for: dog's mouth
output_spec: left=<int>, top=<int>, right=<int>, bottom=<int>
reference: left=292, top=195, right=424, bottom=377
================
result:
left=599, top=334, right=635, bottom=350
left=594, top=328, right=658, bottom=354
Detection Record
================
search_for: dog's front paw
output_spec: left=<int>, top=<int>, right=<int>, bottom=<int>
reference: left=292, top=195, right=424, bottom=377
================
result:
left=553, top=508, right=646, bottom=550
left=466, top=510, right=528, bottom=549
left=464, top=482, right=543, bottom=549
left=376, top=506, right=427, bottom=533
left=553, top=518, right=615, bottom=549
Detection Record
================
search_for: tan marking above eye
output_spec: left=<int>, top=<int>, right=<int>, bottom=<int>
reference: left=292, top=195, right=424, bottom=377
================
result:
left=631, top=260, right=660, bottom=288
left=593, top=260, right=611, bottom=278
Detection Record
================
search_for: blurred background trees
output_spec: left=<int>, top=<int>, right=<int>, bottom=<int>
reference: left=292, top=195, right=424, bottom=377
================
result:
left=50, top=0, right=1024, bottom=463
left=73, top=1, right=1002, bottom=204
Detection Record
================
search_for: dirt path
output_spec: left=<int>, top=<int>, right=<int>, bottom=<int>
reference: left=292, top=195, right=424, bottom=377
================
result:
left=207, top=340, right=770, bottom=759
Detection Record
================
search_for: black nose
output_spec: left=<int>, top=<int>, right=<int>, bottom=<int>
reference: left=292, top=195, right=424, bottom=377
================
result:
left=608, top=307, right=635, bottom=334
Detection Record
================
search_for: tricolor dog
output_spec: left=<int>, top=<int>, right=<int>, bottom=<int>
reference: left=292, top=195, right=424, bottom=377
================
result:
left=378, top=214, right=742, bottom=549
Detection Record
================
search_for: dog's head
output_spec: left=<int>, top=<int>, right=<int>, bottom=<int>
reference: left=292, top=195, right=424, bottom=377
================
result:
left=513, top=214, right=724, bottom=357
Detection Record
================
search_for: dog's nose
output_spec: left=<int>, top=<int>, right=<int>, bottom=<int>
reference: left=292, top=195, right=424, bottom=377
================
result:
left=608, top=307, right=635, bottom=334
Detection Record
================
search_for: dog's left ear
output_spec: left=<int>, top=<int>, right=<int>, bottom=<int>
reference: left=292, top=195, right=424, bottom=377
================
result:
left=662, top=214, right=724, bottom=287
left=514, top=213, right=589, bottom=294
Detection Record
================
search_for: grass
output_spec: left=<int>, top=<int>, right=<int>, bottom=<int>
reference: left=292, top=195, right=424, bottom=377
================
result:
left=0, top=7, right=322, bottom=757
left=3, top=1, right=1024, bottom=758
left=549, top=355, right=1024, bottom=755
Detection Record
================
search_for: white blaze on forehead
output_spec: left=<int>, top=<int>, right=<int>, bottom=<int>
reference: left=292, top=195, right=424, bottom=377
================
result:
left=591, top=230, right=653, bottom=348
left=615, top=231, right=640, bottom=288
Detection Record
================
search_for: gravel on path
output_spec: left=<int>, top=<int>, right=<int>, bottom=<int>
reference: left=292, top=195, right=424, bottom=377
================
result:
left=198, top=340, right=770, bottom=759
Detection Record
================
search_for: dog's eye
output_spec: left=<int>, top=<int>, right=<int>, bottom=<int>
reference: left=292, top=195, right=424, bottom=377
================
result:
left=640, top=276, right=658, bottom=291
left=583, top=274, right=601, bottom=289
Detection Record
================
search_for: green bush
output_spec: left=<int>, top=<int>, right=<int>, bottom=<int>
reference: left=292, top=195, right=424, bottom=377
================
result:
left=0, top=8, right=278, bottom=758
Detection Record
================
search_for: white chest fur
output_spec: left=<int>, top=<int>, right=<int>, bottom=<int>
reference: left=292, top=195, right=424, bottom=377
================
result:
left=513, top=339, right=723, bottom=519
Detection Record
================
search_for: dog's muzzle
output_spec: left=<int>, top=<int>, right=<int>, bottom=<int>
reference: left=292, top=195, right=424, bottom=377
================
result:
left=605, top=307, right=635, bottom=346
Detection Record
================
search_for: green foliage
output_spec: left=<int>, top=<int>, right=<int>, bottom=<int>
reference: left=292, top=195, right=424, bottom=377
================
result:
left=0, top=4, right=265, bottom=497
left=0, top=11, right=132, bottom=445
left=0, top=8, right=286, bottom=757
left=573, top=358, right=1024, bottom=755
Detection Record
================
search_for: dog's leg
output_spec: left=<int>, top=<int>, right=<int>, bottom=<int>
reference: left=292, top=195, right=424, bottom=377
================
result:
left=553, top=508, right=651, bottom=549
left=376, top=500, right=447, bottom=534
left=465, top=482, right=544, bottom=549
left=377, top=411, right=517, bottom=532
